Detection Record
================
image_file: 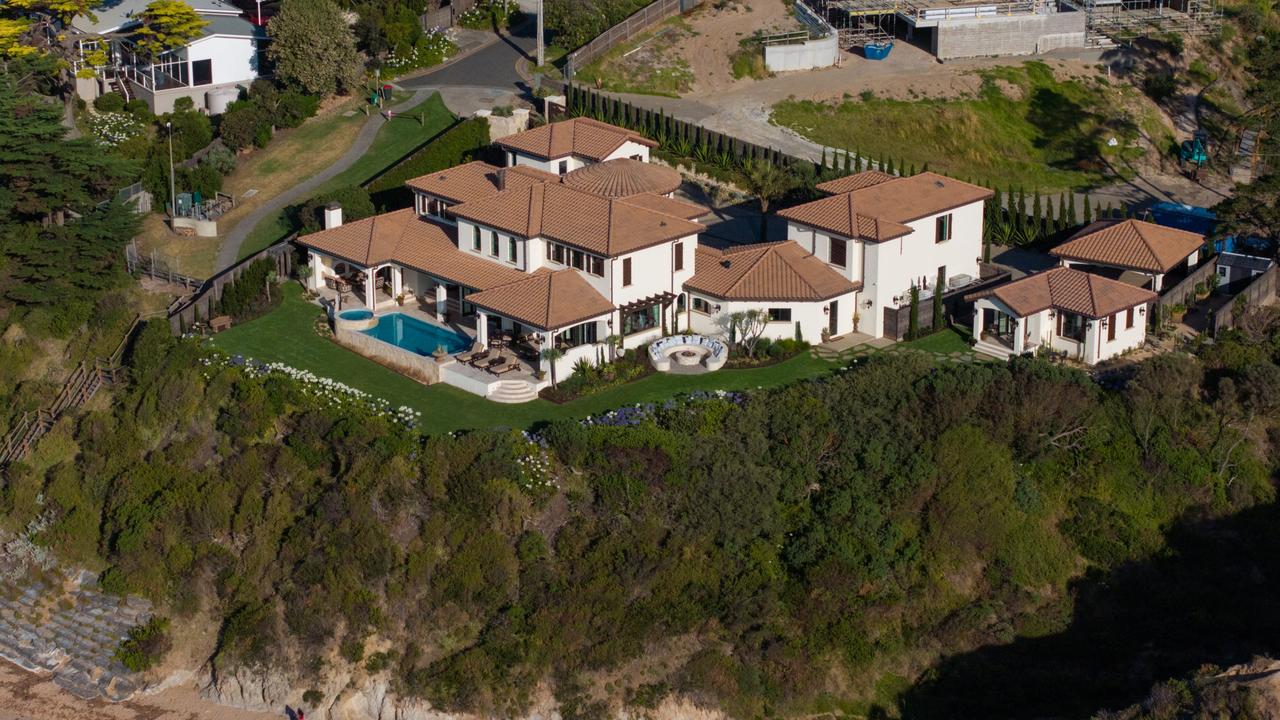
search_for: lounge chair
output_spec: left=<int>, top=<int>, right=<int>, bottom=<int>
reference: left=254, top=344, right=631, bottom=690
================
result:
left=466, top=350, right=492, bottom=366
left=489, top=362, right=521, bottom=375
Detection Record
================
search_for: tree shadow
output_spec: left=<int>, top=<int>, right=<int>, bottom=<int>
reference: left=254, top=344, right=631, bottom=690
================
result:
left=900, top=498, right=1280, bottom=719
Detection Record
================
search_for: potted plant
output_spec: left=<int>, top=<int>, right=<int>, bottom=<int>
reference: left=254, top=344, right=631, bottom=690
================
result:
left=1169, top=303, right=1187, bottom=322
left=852, top=311, right=861, bottom=333
left=1194, top=281, right=1208, bottom=300
left=396, top=291, right=407, bottom=307
left=432, top=344, right=448, bottom=363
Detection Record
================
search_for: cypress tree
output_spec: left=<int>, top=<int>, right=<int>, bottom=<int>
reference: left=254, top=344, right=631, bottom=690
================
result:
left=878, top=151, right=886, bottom=172
left=921, top=161, right=930, bottom=173
left=908, top=285, right=920, bottom=340
left=932, top=266, right=945, bottom=332
left=909, top=162, right=917, bottom=176
left=1056, top=192, right=1067, bottom=231
left=1068, top=192, right=1079, bottom=227
left=1104, top=201, right=1114, bottom=219
left=887, top=157, right=896, bottom=176
left=1032, top=191, right=1042, bottom=228
left=819, top=147, right=828, bottom=171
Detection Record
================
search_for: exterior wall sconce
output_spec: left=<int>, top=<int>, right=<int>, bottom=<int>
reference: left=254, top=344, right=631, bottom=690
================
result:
left=1047, top=309, right=1056, bottom=319
left=1139, top=306, right=1146, bottom=316
left=823, top=305, right=830, bottom=315
left=1101, top=318, right=1109, bottom=329
left=713, top=304, right=722, bottom=313
left=863, top=299, right=873, bottom=309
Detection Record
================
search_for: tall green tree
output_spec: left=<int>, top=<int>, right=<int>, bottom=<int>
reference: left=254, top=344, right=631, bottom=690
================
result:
left=1213, top=172, right=1280, bottom=247
left=932, top=266, right=945, bottom=332
left=267, top=0, right=362, bottom=97
left=742, top=158, right=794, bottom=242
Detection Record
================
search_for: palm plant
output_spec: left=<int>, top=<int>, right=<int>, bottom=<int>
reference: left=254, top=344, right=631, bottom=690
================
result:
left=741, top=158, right=795, bottom=242
left=540, top=346, right=565, bottom=387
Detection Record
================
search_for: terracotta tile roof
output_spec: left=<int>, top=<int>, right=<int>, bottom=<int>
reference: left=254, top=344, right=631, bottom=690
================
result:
left=617, top=192, right=709, bottom=220
left=781, top=172, right=993, bottom=239
left=466, top=269, right=615, bottom=331
left=814, top=169, right=897, bottom=194
left=1050, top=219, right=1205, bottom=274
left=295, top=209, right=525, bottom=291
left=778, top=191, right=914, bottom=242
left=450, top=183, right=703, bottom=257
left=685, top=242, right=859, bottom=302
left=561, top=158, right=683, bottom=197
left=403, top=161, right=557, bottom=205
left=495, top=118, right=656, bottom=161
left=968, top=266, right=1156, bottom=319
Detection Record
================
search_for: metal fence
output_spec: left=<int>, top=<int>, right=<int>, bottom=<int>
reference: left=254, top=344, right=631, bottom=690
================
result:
left=565, top=0, right=702, bottom=80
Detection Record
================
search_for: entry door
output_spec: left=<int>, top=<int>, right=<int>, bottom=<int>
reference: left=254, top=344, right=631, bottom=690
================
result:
left=829, top=300, right=839, bottom=336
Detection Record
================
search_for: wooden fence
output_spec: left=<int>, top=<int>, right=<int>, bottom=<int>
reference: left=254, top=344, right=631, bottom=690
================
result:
left=1152, top=256, right=1219, bottom=315
left=421, top=0, right=476, bottom=29
left=166, top=239, right=295, bottom=335
left=126, top=239, right=205, bottom=291
left=1211, top=264, right=1279, bottom=336
left=0, top=313, right=151, bottom=468
left=882, top=270, right=1012, bottom=341
left=564, top=0, right=703, bottom=80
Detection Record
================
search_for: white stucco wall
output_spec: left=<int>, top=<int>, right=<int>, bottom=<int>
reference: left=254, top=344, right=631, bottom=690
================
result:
left=975, top=296, right=1147, bottom=365
left=685, top=292, right=856, bottom=343
left=509, top=138, right=650, bottom=174
left=787, top=223, right=864, bottom=286
left=455, top=219, right=526, bottom=270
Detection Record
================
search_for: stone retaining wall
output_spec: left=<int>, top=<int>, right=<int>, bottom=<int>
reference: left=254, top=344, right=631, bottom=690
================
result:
left=334, top=327, right=443, bottom=384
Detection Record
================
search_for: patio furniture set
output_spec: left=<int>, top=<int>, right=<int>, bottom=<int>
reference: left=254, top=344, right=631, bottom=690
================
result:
left=457, top=347, right=523, bottom=376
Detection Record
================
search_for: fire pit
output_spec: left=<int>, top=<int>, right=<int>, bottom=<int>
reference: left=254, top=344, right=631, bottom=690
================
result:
left=674, top=349, right=704, bottom=366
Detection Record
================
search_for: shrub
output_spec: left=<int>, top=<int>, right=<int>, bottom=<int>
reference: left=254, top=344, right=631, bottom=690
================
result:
left=1143, top=73, right=1178, bottom=102
left=93, top=92, right=126, bottom=112
left=276, top=90, right=320, bottom=128
left=729, top=43, right=768, bottom=80
left=220, top=103, right=265, bottom=150
left=201, top=143, right=238, bottom=175
left=114, top=617, right=171, bottom=672
left=368, top=118, right=491, bottom=208
left=124, top=98, right=153, bottom=120
left=182, top=163, right=223, bottom=197
left=298, top=186, right=376, bottom=234
left=217, top=258, right=283, bottom=321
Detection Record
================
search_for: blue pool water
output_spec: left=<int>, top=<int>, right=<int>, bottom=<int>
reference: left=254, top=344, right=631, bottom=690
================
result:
left=361, top=313, right=472, bottom=355
left=339, top=309, right=374, bottom=320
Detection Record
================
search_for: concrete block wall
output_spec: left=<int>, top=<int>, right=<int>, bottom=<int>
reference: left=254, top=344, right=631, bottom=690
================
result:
left=933, top=10, right=1086, bottom=60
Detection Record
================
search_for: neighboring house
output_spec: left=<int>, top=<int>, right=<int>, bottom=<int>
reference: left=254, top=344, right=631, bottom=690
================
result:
left=684, top=243, right=859, bottom=343
left=295, top=119, right=995, bottom=392
left=967, top=267, right=1157, bottom=365
left=69, top=0, right=266, bottom=114
left=1049, top=218, right=1206, bottom=293
left=1216, top=252, right=1274, bottom=294
left=778, top=170, right=993, bottom=339
left=494, top=117, right=656, bottom=175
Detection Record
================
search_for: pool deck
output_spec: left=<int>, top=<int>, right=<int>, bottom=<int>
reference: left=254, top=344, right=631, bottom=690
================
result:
left=315, top=288, right=547, bottom=402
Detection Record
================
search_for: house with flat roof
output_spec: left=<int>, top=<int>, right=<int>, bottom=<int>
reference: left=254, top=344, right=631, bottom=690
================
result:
left=68, top=0, right=265, bottom=114
left=967, top=266, right=1157, bottom=364
left=1049, top=218, right=1207, bottom=292
left=779, top=170, right=994, bottom=339
left=295, top=119, right=997, bottom=400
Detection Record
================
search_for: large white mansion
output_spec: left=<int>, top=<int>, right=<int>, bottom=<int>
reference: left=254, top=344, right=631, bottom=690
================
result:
left=296, top=117, right=998, bottom=394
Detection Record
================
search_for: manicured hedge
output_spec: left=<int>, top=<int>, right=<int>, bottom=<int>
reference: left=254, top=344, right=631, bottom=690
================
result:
left=367, top=118, right=492, bottom=210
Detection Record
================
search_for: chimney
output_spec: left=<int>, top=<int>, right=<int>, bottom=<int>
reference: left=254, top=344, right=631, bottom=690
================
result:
left=323, top=202, right=342, bottom=229
left=496, top=166, right=509, bottom=191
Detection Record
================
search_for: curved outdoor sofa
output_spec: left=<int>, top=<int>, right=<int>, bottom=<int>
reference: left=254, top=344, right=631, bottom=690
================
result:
left=649, top=335, right=728, bottom=372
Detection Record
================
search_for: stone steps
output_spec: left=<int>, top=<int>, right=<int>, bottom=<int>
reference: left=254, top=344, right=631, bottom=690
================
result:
left=487, top=380, right=539, bottom=404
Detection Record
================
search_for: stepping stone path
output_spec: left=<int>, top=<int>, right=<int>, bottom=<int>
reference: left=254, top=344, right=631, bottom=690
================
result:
left=0, top=570, right=151, bottom=702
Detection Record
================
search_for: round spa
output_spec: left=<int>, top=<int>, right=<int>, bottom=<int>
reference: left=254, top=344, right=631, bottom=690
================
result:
left=334, top=308, right=378, bottom=331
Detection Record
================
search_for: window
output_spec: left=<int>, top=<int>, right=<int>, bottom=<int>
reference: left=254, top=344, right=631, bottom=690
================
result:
left=508, top=237, right=518, bottom=263
left=935, top=213, right=953, bottom=243
left=571, top=249, right=585, bottom=271
left=558, top=160, right=569, bottom=175
left=1107, top=313, right=1116, bottom=342
left=191, top=59, right=212, bottom=86
left=556, top=321, right=599, bottom=348
left=551, top=243, right=565, bottom=264
left=1057, top=311, right=1086, bottom=342
left=692, top=297, right=712, bottom=314
left=472, top=226, right=481, bottom=251
left=622, top=257, right=632, bottom=286
left=768, top=308, right=792, bottom=323
left=622, top=304, right=660, bottom=335
left=590, top=256, right=604, bottom=277
left=674, top=242, right=684, bottom=272
left=1126, top=307, right=1135, bottom=329
left=490, top=233, right=499, bottom=257
left=830, top=237, right=847, bottom=267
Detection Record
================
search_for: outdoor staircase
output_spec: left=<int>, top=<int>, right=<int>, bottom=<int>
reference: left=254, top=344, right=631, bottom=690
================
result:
left=487, top=379, right=540, bottom=404
left=973, top=338, right=1014, bottom=361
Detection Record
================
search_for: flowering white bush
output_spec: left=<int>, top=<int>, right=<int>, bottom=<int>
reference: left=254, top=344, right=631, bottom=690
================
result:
left=458, top=0, right=519, bottom=29
left=199, top=353, right=424, bottom=429
left=0, top=512, right=57, bottom=583
left=383, top=29, right=457, bottom=74
left=514, top=434, right=556, bottom=492
left=86, top=111, right=146, bottom=146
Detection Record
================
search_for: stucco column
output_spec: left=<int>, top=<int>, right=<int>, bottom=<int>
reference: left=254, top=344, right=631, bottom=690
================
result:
left=435, top=284, right=447, bottom=321
left=1187, top=252, right=1199, bottom=270
left=973, top=302, right=985, bottom=338
left=542, top=330, right=555, bottom=373
left=308, top=253, right=324, bottom=292
left=1011, top=319, right=1024, bottom=354
left=364, top=267, right=376, bottom=309
left=391, top=266, right=403, bottom=298
left=476, top=311, right=489, bottom=347
left=1152, top=273, right=1164, bottom=292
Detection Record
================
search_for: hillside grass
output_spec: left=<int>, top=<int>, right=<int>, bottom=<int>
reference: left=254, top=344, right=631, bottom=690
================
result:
left=236, top=92, right=455, bottom=260
left=771, top=61, right=1164, bottom=192
left=211, top=283, right=839, bottom=434
left=574, top=17, right=696, bottom=97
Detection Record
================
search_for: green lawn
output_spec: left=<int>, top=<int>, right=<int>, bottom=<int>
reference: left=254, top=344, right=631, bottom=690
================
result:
left=771, top=61, right=1167, bottom=192
left=901, top=327, right=972, bottom=355
left=212, top=284, right=840, bottom=434
left=237, top=92, right=457, bottom=260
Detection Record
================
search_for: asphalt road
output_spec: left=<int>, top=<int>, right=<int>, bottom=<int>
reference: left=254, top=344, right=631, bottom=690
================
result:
left=401, top=25, right=535, bottom=93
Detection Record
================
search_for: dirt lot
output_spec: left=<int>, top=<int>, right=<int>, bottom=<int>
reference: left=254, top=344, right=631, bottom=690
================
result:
left=673, top=0, right=801, bottom=94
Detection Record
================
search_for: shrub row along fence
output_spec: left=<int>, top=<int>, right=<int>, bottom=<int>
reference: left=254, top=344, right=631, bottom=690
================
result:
left=1152, top=256, right=1220, bottom=317
left=1212, top=264, right=1280, bottom=336
left=166, top=239, right=295, bottom=335
left=564, top=0, right=703, bottom=81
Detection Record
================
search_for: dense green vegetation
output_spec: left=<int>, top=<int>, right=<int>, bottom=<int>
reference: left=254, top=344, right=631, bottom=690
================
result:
left=367, top=117, right=492, bottom=210
left=771, top=62, right=1163, bottom=192
left=11, top=304, right=1279, bottom=716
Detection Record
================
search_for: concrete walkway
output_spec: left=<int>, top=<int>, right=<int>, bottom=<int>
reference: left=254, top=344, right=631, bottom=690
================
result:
left=214, top=87, right=436, bottom=270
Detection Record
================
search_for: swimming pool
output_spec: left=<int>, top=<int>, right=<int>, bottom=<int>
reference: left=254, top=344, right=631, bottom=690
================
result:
left=339, top=309, right=374, bottom=320
left=360, top=313, right=472, bottom=355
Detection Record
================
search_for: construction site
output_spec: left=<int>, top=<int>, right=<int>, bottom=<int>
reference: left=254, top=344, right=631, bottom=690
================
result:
left=801, top=0, right=1220, bottom=60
